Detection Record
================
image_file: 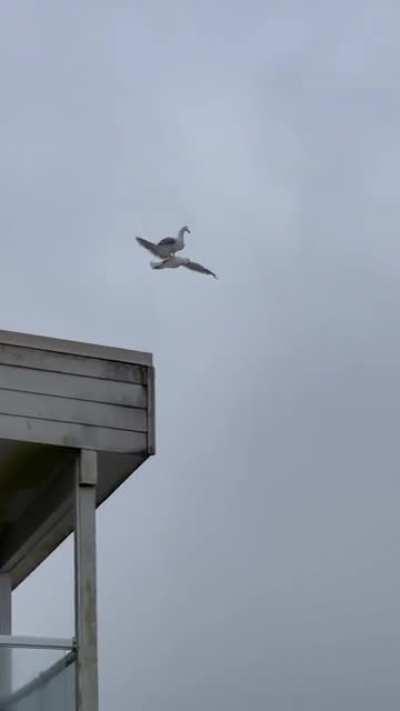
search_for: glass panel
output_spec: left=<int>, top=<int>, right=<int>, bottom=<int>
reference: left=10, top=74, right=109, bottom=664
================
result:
left=0, top=647, right=75, bottom=711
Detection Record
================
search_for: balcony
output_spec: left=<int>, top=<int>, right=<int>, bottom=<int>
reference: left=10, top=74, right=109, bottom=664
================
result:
left=0, top=329, right=156, bottom=710
left=0, top=635, right=75, bottom=710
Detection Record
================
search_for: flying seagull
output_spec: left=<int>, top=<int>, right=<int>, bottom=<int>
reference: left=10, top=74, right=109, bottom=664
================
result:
left=150, top=256, right=217, bottom=279
left=136, top=225, right=191, bottom=259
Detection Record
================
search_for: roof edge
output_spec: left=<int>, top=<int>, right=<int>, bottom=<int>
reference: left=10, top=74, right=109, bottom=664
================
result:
left=0, top=329, right=153, bottom=366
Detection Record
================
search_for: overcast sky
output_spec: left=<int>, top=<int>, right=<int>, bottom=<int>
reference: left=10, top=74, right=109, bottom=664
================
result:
left=3, top=1, right=400, bottom=708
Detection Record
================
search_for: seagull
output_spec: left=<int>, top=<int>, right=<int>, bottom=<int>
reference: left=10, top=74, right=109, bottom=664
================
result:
left=150, top=256, right=217, bottom=279
left=136, top=225, right=191, bottom=259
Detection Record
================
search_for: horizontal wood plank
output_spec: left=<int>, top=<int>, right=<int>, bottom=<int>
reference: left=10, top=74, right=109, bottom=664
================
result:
left=0, top=344, right=146, bottom=384
left=0, top=390, right=147, bottom=432
left=0, top=364, right=146, bottom=408
left=0, top=414, right=147, bottom=452
left=0, top=330, right=152, bottom=366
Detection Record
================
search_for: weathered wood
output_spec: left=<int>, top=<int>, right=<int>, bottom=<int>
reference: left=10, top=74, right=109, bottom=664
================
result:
left=75, top=451, right=99, bottom=711
left=0, top=389, right=147, bottom=432
left=0, top=344, right=146, bottom=384
left=0, top=575, right=11, bottom=696
left=0, top=329, right=152, bottom=367
left=0, top=329, right=155, bottom=592
left=0, top=450, right=147, bottom=588
left=147, top=366, right=156, bottom=455
left=0, top=363, right=147, bottom=405
left=0, top=575, right=11, bottom=634
left=0, top=452, right=75, bottom=582
left=0, top=413, right=147, bottom=452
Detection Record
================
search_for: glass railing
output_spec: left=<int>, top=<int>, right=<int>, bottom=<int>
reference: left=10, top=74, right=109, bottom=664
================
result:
left=0, top=635, right=75, bottom=710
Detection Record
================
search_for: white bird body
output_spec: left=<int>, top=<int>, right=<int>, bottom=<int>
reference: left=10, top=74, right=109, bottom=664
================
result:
left=150, top=256, right=217, bottom=279
left=136, top=225, right=190, bottom=259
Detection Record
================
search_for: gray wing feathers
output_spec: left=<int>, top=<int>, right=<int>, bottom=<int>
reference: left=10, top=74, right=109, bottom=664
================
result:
left=136, top=237, right=163, bottom=256
left=184, top=260, right=217, bottom=278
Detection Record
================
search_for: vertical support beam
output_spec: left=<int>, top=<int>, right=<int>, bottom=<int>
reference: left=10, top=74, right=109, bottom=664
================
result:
left=74, top=450, right=98, bottom=711
left=0, top=575, right=11, bottom=634
left=0, top=574, right=11, bottom=695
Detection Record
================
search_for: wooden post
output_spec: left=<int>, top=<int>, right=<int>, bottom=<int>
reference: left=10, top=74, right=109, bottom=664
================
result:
left=74, top=450, right=99, bottom=711
left=0, top=574, right=11, bottom=695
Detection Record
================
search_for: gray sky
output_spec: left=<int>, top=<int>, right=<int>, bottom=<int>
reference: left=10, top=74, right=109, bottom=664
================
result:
left=3, top=0, right=400, bottom=708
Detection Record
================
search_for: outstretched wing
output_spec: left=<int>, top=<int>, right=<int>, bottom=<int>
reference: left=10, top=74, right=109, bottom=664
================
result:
left=184, top=260, right=218, bottom=279
left=136, top=237, right=164, bottom=257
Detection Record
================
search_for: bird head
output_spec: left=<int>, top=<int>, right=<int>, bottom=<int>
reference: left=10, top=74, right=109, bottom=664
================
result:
left=182, top=225, right=191, bottom=234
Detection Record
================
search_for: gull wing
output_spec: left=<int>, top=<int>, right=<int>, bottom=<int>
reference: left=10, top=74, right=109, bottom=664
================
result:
left=183, top=260, right=218, bottom=279
left=136, top=237, right=164, bottom=257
